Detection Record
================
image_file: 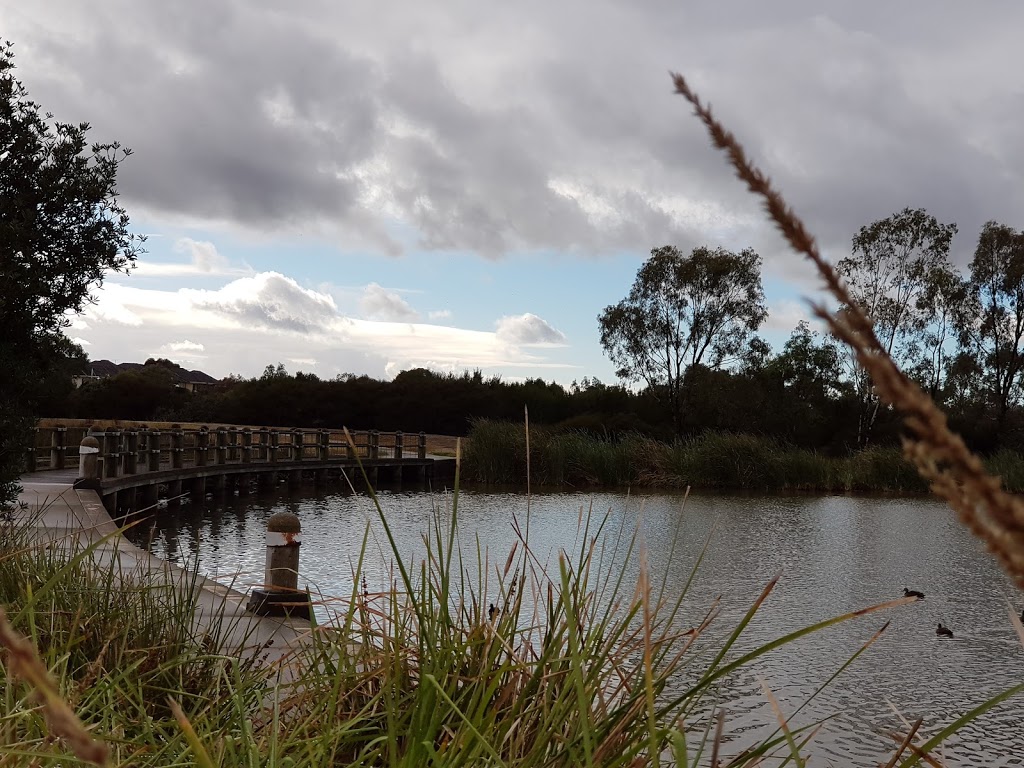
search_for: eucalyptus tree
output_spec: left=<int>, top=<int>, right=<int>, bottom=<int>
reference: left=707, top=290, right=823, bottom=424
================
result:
left=597, top=245, right=767, bottom=437
left=959, top=221, right=1024, bottom=426
left=0, top=42, right=140, bottom=506
left=837, top=208, right=957, bottom=444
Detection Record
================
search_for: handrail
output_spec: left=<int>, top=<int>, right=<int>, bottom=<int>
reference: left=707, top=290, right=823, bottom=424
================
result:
left=26, top=423, right=430, bottom=477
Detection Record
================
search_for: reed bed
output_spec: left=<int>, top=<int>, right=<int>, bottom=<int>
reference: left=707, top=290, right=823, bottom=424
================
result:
left=462, top=420, right=944, bottom=493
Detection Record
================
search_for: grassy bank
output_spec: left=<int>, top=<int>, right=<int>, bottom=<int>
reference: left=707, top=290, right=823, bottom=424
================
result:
left=4, top=485, right=997, bottom=765
left=460, top=419, right=977, bottom=493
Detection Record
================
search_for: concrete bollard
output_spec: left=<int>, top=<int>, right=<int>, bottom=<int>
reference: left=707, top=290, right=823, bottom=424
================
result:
left=246, top=512, right=311, bottom=619
left=78, top=435, right=101, bottom=483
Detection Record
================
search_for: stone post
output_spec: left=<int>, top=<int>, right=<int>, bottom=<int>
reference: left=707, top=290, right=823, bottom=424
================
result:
left=246, top=512, right=311, bottom=619
left=78, top=435, right=101, bottom=483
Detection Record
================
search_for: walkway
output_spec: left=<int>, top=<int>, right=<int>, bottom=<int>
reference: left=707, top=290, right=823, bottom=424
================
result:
left=12, top=469, right=311, bottom=667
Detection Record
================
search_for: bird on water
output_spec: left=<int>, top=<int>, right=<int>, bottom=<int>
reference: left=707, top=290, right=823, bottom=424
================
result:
left=936, top=622, right=953, bottom=638
left=903, top=588, right=925, bottom=600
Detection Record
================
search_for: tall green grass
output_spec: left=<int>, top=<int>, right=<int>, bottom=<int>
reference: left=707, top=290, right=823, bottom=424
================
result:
left=462, top=420, right=942, bottom=493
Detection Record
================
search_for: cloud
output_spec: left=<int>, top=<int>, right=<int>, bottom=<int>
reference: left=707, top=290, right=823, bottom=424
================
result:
left=495, top=313, right=567, bottom=346
left=162, top=339, right=205, bottom=353
left=75, top=271, right=577, bottom=380
left=359, top=283, right=420, bottom=322
left=188, top=272, right=340, bottom=332
left=428, top=309, right=452, bottom=321
left=763, top=299, right=812, bottom=334
left=70, top=337, right=91, bottom=347
left=133, top=238, right=250, bottom=278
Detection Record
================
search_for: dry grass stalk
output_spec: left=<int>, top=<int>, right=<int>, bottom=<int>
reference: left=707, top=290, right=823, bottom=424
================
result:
left=0, top=606, right=109, bottom=766
left=672, top=72, right=1024, bottom=590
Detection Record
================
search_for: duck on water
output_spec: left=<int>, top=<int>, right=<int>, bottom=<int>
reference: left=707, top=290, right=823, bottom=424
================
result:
left=903, top=588, right=925, bottom=600
left=937, top=623, right=954, bottom=638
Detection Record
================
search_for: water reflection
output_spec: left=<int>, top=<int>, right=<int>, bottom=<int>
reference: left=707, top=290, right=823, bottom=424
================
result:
left=125, top=486, right=1024, bottom=765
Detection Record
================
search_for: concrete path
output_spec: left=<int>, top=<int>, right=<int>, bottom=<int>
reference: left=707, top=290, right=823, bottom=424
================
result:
left=12, top=470, right=313, bottom=668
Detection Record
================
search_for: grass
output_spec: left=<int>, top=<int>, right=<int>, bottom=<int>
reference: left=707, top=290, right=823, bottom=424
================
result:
left=7, top=462, right=1010, bottom=765
left=461, top=420, right=940, bottom=493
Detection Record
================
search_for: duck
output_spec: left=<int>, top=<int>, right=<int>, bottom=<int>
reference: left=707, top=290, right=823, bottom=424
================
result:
left=936, top=622, right=953, bottom=638
left=903, top=588, right=925, bottom=600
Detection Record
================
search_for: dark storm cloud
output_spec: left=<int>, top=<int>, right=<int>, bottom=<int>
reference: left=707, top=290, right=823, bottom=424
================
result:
left=6, top=0, right=1024, bottom=267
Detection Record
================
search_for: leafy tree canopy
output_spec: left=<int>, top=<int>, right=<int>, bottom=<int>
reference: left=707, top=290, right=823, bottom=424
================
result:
left=0, top=41, right=140, bottom=506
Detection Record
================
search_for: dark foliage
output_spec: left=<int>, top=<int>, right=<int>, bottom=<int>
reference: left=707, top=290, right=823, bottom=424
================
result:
left=0, top=42, right=140, bottom=506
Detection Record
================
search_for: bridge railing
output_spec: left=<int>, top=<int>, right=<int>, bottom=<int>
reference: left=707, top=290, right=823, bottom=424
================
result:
left=25, top=424, right=429, bottom=477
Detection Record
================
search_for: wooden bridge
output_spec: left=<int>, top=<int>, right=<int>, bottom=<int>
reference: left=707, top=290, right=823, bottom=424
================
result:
left=27, top=421, right=457, bottom=516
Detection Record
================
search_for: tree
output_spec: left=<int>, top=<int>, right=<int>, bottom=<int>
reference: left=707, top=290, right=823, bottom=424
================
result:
left=0, top=42, right=140, bottom=506
left=837, top=208, right=957, bottom=444
left=597, top=245, right=766, bottom=437
left=959, top=221, right=1024, bottom=426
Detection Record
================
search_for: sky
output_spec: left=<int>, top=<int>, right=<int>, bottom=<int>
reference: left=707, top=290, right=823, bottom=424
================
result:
left=4, top=2, right=1023, bottom=385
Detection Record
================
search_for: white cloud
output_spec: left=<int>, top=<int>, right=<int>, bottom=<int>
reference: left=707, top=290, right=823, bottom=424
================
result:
left=132, top=238, right=251, bottom=278
left=75, top=272, right=576, bottom=381
left=764, top=299, right=813, bottom=334
left=428, top=309, right=452, bottom=321
left=189, top=272, right=340, bottom=332
left=359, top=283, right=420, bottom=322
left=70, top=337, right=91, bottom=347
left=164, top=339, right=205, bottom=353
left=495, top=313, right=567, bottom=346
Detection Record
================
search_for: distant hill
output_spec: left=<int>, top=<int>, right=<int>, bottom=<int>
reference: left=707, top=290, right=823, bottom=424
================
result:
left=85, top=359, right=218, bottom=384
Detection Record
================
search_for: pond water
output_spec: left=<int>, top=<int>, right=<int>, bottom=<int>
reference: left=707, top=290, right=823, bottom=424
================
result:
left=127, top=485, right=1024, bottom=766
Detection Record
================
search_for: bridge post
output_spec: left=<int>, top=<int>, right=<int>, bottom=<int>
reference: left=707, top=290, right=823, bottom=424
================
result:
left=216, top=427, right=228, bottom=465
left=25, top=427, right=38, bottom=473
left=319, top=430, right=330, bottom=461
left=189, top=476, right=206, bottom=501
left=394, top=431, right=403, bottom=460
left=418, top=432, right=427, bottom=460
left=102, top=431, right=120, bottom=479
left=227, top=427, right=238, bottom=462
left=292, top=429, right=304, bottom=462
left=196, top=428, right=209, bottom=467
left=247, top=512, right=310, bottom=619
left=50, top=426, right=66, bottom=470
left=125, top=429, right=139, bottom=474
left=370, top=430, right=379, bottom=459
left=346, top=432, right=357, bottom=459
left=269, top=430, right=280, bottom=463
left=242, top=428, right=253, bottom=462
left=171, top=429, right=184, bottom=470
left=149, top=429, right=162, bottom=471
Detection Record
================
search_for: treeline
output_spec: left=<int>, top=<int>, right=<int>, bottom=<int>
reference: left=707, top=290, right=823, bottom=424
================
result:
left=45, top=349, right=1024, bottom=458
